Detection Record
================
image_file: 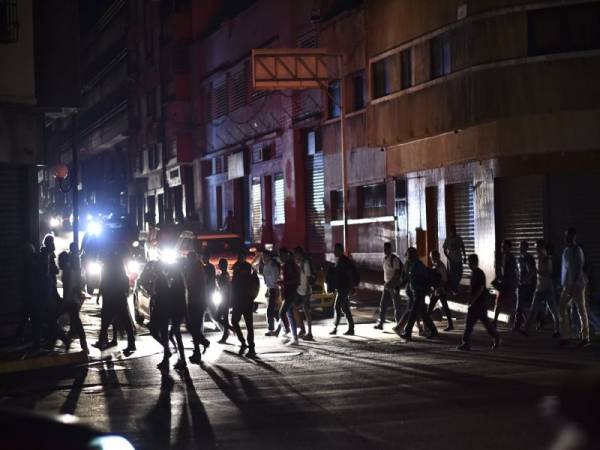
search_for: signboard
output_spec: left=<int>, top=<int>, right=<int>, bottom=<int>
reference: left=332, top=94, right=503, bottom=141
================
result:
left=228, top=152, right=245, bottom=180
left=251, top=48, right=335, bottom=90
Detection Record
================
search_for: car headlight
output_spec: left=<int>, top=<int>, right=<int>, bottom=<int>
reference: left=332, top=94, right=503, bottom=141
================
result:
left=88, top=261, right=102, bottom=276
left=127, top=260, right=141, bottom=275
left=212, top=291, right=222, bottom=306
left=49, top=217, right=61, bottom=228
left=161, top=248, right=178, bottom=265
left=87, top=221, right=103, bottom=236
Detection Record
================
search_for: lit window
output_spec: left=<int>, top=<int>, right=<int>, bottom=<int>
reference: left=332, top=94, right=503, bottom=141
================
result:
left=273, top=173, right=285, bottom=225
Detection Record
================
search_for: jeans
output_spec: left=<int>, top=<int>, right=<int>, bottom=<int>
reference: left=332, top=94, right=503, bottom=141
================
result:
left=377, top=286, right=401, bottom=325
left=279, top=294, right=297, bottom=338
left=266, top=287, right=280, bottom=331
left=515, top=285, right=535, bottom=329
left=462, top=299, right=499, bottom=343
left=99, top=298, right=135, bottom=347
left=333, top=289, right=354, bottom=330
left=559, top=287, right=589, bottom=340
left=188, top=304, right=210, bottom=349
left=402, top=289, right=437, bottom=337
left=524, top=287, right=559, bottom=333
left=231, top=303, right=255, bottom=349
left=428, top=290, right=453, bottom=327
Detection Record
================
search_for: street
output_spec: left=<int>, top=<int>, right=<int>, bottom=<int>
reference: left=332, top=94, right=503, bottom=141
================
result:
left=1, top=301, right=598, bottom=450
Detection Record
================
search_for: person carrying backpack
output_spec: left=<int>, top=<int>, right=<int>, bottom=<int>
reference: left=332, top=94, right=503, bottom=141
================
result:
left=374, top=242, right=403, bottom=331
left=329, top=243, right=357, bottom=336
left=399, top=247, right=439, bottom=342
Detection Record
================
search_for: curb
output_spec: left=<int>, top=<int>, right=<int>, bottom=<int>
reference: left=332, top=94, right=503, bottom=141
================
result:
left=0, top=351, right=89, bottom=375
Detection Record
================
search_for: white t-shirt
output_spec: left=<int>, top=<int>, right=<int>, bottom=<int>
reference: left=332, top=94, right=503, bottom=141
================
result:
left=383, top=254, right=401, bottom=283
left=297, top=260, right=312, bottom=296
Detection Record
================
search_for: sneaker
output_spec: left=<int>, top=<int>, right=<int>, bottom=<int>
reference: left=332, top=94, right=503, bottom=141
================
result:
left=457, top=342, right=471, bottom=351
left=273, top=327, right=281, bottom=337
left=265, top=330, right=276, bottom=336
left=246, top=348, right=257, bottom=358
left=329, top=328, right=337, bottom=335
left=91, top=341, right=108, bottom=350
left=174, top=359, right=187, bottom=371
left=373, top=323, right=384, bottom=330
left=443, top=325, right=454, bottom=332
left=123, top=345, right=136, bottom=356
left=282, top=330, right=290, bottom=338
left=287, top=337, right=299, bottom=346
left=399, top=333, right=412, bottom=342
left=189, top=352, right=201, bottom=364
left=107, top=340, right=118, bottom=349
left=577, top=338, right=591, bottom=348
left=492, top=336, right=502, bottom=349
left=239, top=343, right=248, bottom=354
left=343, top=329, right=354, bottom=336
left=302, top=333, right=314, bottom=341
left=298, top=330, right=306, bottom=338
left=217, top=337, right=228, bottom=344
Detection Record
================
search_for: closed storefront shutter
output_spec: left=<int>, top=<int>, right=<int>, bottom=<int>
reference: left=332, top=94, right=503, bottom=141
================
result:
left=446, top=182, right=475, bottom=280
left=306, top=152, right=325, bottom=253
left=251, top=177, right=263, bottom=243
left=548, top=172, right=600, bottom=294
left=496, top=175, right=545, bottom=254
left=0, top=165, right=25, bottom=326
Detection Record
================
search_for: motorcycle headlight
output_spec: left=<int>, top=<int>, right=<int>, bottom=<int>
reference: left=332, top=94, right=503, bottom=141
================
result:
left=161, top=248, right=178, bottom=265
left=212, top=291, right=222, bottom=306
left=88, top=261, right=102, bottom=276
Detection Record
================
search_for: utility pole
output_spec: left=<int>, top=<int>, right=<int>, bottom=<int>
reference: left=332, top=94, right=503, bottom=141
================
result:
left=71, top=112, right=80, bottom=249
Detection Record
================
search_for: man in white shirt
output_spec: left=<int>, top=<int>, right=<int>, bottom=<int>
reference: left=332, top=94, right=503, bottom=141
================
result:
left=374, top=242, right=403, bottom=331
left=294, top=246, right=313, bottom=340
left=559, top=227, right=590, bottom=347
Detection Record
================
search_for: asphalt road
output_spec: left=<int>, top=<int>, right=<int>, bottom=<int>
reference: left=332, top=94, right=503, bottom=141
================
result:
left=1, top=303, right=599, bottom=450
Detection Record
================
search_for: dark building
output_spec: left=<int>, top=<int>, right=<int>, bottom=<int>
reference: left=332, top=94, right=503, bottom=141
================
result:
left=0, top=0, right=79, bottom=336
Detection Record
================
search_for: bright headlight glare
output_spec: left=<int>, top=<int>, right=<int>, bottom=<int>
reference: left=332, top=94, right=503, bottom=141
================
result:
left=212, top=291, right=222, bottom=306
left=161, top=248, right=178, bottom=265
left=87, top=221, right=103, bottom=236
left=127, top=260, right=140, bottom=274
left=49, top=217, right=61, bottom=228
left=132, top=240, right=140, bottom=248
left=88, top=261, right=102, bottom=276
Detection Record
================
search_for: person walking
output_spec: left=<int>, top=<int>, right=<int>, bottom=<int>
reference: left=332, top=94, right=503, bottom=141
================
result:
left=167, top=264, right=188, bottom=371
left=150, top=262, right=173, bottom=370
left=184, top=251, right=209, bottom=364
left=428, top=250, right=454, bottom=331
left=492, top=240, right=518, bottom=327
left=262, top=251, right=285, bottom=336
left=58, top=250, right=88, bottom=354
left=559, top=228, right=591, bottom=347
left=231, top=250, right=257, bottom=357
left=215, top=258, right=232, bottom=343
left=277, top=248, right=300, bottom=344
left=443, top=225, right=466, bottom=294
left=514, top=241, right=536, bottom=331
left=399, top=247, right=438, bottom=342
left=457, top=254, right=501, bottom=351
left=520, top=240, right=560, bottom=338
left=294, top=246, right=314, bottom=341
left=96, top=253, right=136, bottom=355
left=329, top=243, right=357, bottom=336
left=374, top=242, right=403, bottom=331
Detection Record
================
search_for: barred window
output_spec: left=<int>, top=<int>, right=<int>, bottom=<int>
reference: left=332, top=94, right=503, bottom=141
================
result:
left=273, top=173, right=285, bottom=225
left=0, top=0, right=18, bottom=43
left=230, top=64, right=248, bottom=111
left=213, top=80, right=227, bottom=119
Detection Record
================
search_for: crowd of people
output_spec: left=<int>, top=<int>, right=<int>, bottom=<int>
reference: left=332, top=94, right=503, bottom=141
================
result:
left=15, top=224, right=594, bottom=371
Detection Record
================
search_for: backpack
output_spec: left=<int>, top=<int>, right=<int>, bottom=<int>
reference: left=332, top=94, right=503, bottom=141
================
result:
left=427, top=267, right=442, bottom=289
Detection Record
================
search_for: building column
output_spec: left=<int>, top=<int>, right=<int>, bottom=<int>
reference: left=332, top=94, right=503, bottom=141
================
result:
left=407, top=176, right=426, bottom=249
left=436, top=178, right=447, bottom=256
left=473, top=163, right=496, bottom=282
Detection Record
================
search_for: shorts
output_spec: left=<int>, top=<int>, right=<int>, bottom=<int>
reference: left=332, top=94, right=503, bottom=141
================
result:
left=294, top=293, right=311, bottom=312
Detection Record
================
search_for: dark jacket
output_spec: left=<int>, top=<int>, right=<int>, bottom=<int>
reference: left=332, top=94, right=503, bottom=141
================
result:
left=333, top=255, right=356, bottom=292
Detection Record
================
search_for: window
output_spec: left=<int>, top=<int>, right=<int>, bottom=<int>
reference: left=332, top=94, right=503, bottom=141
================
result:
left=351, top=71, right=366, bottom=111
left=528, top=3, right=600, bottom=56
left=169, top=139, right=177, bottom=159
left=251, top=178, right=263, bottom=242
left=273, top=173, right=285, bottom=225
left=359, top=183, right=387, bottom=218
left=0, top=0, right=18, bottom=43
left=213, top=80, right=228, bottom=119
left=327, top=80, right=341, bottom=118
left=372, top=58, right=391, bottom=99
left=306, top=130, right=321, bottom=155
left=230, top=65, right=248, bottom=111
left=331, top=190, right=343, bottom=221
left=431, top=33, right=452, bottom=78
left=400, top=48, right=413, bottom=90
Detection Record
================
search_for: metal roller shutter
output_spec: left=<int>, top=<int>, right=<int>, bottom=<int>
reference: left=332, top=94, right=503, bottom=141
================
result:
left=446, top=182, right=475, bottom=280
left=496, top=175, right=545, bottom=255
left=251, top=177, right=263, bottom=243
left=548, top=172, right=600, bottom=294
left=306, top=152, right=325, bottom=253
left=0, top=165, right=25, bottom=326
